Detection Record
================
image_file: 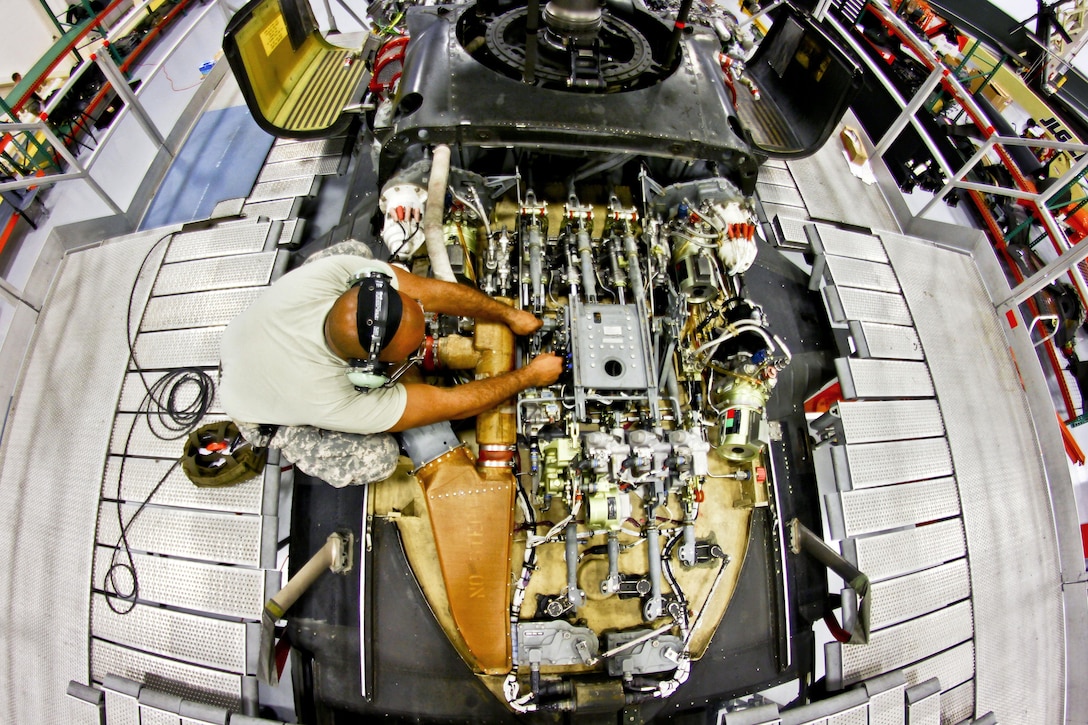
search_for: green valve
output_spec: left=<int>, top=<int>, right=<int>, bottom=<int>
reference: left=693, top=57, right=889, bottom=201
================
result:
left=1067, top=413, right=1088, bottom=428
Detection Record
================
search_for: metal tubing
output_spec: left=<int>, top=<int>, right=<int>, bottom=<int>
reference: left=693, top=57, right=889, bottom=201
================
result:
left=624, top=233, right=644, bottom=299
left=998, top=231, right=1088, bottom=310
left=528, top=225, right=544, bottom=309
left=37, top=0, right=66, bottom=35
left=320, top=0, right=339, bottom=32
left=644, top=520, right=664, bottom=620
left=0, top=171, right=83, bottom=193
left=332, top=0, right=367, bottom=29
left=577, top=228, right=596, bottom=303
left=525, top=0, right=541, bottom=84
left=739, top=0, right=786, bottom=28
left=603, top=530, right=620, bottom=594
left=608, top=236, right=625, bottom=305
left=665, top=0, right=695, bottom=71
left=874, top=66, right=947, bottom=157
left=788, top=518, right=861, bottom=583
left=266, top=533, right=352, bottom=616
left=680, top=522, right=696, bottom=566
left=1038, top=152, right=1088, bottom=207
left=0, top=120, right=126, bottom=215
left=565, top=522, right=586, bottom=608
left=824, top=15, right=953, bottom=177
left=953, top=179, right=1040, bottom=200
left=424, top=145, right=456, bottom=282
left=93, top=52, right=167, bottom=149
left=916, top=136, right=997, bottom=219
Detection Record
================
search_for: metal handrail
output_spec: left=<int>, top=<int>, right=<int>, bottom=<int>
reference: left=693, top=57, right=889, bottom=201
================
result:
left=83, top=0, right=225, bottom=170
left=863, top=1, right=1088, bottom=307
left=0, top=119, right=121, bottom=214
left=824, top=14, right=956, bottom=178
left=0, top=0, right=223, bottom=219
left=826, top=1, right=1088, bottom=417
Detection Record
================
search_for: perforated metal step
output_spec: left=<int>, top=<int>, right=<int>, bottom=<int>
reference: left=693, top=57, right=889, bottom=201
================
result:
left=153, top=252, right=279, bottom=296
left=246, top=176, right=320, bottom=203
left=831, top=399, right=944, bottom=443
left=848, top=320, right=924, bottom=361
left=131, top=327, right=225, bottom=370
left=756, top=165, right=797, bottom=189
left=904, top=679, right=941, bottom=725
left=836, top=358, right=935, bottom=399
left=279, top=218, right=304, bottom=247
left=91, top=545, right=271, bottom=620
left=91, top=640, right=242, bottom=711
left=772, top=214, right=810, bottom=249
left=164, top=221, right=276, bottom=263
left=836, top=477, right=960, bottom=537
left=864, top=673, right=908, bottom=725
left=834, top=437, right=953, bottom=488
left=883, top=218, right=1064, bottom=725
left=825, top=285, right=913, bottom=326
left=775, top=689, right=868, bottom=724
left=117, top=369, right=222, bottom=414
left=807, top=223, right=888, bottom=262
left=109, top=413, right=228, bottom=458
left=91, top=594, right=253, bottom=673
left=101, top=455, right=268, bottom=515
left=95, top=501, right=272, bottom=568
left=820, top=255, right=901, bottom=293
left=257, top=155, right=343, bottom=183
left=830, top=600, right=973, bottom=686
left=757, top=182, right=806, bottom=208
left=867, top=559, right=971, bottom=630
left=100, top=676, right=235, bottom=725
left=241, top=197, right=304, bottom=221
left=903, top=640, right=974, bottom=694
left=939, top=680, right=975, bottom=725
left=843, top=519, right=966, bottom=582
left=763, top=204, right=808, bottom=229
left=103, top=689, right=138, bottom=725
left=267, top=137, right=348, bottom=163
left=140, top=288, right=264, bottom=332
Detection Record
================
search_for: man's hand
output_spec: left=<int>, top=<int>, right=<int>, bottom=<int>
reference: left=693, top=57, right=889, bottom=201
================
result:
left=395, top=269, right=545, bottom=336
left=525, top=352, right=564, bottom=387
left=393, top=351, right=565, bottom=430
left=506, top=308, right=544, bottom=336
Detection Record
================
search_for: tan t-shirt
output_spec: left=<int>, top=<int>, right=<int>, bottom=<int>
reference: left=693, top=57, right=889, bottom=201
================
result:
left=219, top=255, right=408, bottom=433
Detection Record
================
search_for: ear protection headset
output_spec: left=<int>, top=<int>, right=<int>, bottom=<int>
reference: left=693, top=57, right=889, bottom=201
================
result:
left=344, top=269, right=423, bottom=391
left=344, top=269, right=398, bottom=390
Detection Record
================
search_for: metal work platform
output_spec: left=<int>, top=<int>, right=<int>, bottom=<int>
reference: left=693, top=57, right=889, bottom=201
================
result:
left=0, top=133, right=340, bottom=725
left=0, top=73, right=1082, bottom=725
left=764, top=130, right=1078, bottom=724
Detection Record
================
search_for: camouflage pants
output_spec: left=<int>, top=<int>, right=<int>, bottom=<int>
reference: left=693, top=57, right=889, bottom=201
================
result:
left=235, top=422, right=400, bottom=488
left=230, top=240, right=400, bottom=487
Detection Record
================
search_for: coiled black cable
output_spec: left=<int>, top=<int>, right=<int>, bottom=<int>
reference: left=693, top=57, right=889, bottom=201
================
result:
left=102, top=232, right=217, bottom=614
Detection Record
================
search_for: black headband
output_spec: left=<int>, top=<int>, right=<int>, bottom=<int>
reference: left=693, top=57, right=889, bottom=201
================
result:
left=354, top=274, right=403, bottom=355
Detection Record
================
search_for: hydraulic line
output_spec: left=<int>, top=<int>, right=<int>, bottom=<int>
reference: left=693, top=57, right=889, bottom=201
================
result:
left=578, top=227, right=597, bottom=303
left=424, top=144, right=456, bottom=282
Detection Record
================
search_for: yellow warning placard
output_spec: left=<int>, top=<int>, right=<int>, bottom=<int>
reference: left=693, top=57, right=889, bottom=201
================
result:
left=260, top=14, right=288, bottom=56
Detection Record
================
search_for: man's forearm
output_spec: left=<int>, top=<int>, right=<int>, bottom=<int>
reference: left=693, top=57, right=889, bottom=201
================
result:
left=445, top=365, right=539, bottom=419
left=392, top=365, right=539, bottom=431
left=396, top=270, right=516, bottom=325
left=420, top=278, right=516, bottom=325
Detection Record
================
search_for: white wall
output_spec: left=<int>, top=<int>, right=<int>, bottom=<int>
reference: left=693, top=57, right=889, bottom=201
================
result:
left=0, top=0, right=73, bottom=86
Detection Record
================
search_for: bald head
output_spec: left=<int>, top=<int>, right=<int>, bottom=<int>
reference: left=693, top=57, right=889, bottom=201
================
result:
left=325, top=285, right=426, bottom=363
